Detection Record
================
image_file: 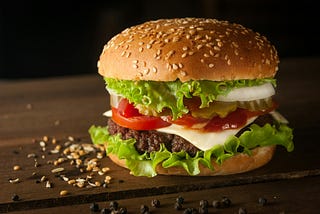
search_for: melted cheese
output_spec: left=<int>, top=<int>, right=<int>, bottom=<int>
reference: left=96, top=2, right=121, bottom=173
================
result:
left=157, top=117, right=257, bottom=151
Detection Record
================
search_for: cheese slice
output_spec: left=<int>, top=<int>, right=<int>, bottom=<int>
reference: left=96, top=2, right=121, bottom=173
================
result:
left=157, top=117, right=257, bottom=151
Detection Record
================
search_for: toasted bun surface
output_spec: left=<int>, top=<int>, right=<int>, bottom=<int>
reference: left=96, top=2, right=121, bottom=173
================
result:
left=98, top=18, right=279, bottom=82
left=106, top=144, right=276, bottom=176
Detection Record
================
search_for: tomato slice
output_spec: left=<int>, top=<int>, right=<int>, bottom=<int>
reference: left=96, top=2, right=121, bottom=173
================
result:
left=111, top=98, right=170, bottom=130
left=111, top=108, right=171, bottom=130
left=117, top=98, right=141, bottom=117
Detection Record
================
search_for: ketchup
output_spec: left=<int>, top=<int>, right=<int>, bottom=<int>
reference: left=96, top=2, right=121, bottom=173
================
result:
left=204, top=108, right=248, bottom=132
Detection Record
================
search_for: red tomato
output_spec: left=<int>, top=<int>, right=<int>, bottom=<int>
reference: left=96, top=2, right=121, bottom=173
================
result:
left=112, top=98, right=171, bottom=130
left=117, top=98, right=141, bottom=117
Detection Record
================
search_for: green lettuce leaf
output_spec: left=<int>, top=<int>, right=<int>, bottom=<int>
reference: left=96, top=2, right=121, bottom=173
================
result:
left=88, top=122, right=293, bottom=177
left=104, top=78, right=276, bottom=119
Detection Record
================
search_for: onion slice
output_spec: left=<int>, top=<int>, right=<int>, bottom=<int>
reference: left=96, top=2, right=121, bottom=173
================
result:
left=216, top=83, right=275, bottom=102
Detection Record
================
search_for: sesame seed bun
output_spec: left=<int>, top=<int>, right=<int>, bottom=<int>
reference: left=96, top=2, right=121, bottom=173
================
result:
left=98, top=18, right=279, bottom=82
left=107, top=144, right=276, bottom=176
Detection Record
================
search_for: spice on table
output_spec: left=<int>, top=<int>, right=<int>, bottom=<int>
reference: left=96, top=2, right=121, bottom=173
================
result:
left=238, top=207, right=247, bottom=214
left=151, top=199, right=160, bottom=208
left=176, top=195, right=184, bottom=204
left=221, top=196, right=232, bottom=208
left=59, top=190, right=69, bottom=196
left=140, top=204, right=149, bottom=214
left=212, top=200, right=221, bottom=208
left=258, top=197, right=268, bottom=206
left=13, top=165, right=21, bottom=171
left=11, top=194, right=20, bottom=201
left=199, top=199, right=209, bottom=208
left=89, top=202, right=99, bottom=212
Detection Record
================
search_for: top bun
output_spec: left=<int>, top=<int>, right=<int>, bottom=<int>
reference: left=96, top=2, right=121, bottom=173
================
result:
left=98, top=18, right=279, bottom=82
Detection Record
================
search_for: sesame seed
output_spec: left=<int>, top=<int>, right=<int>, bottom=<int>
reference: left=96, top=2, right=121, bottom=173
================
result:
left=125, top=52, right=131, bottom=58
left=197, top=44, right=203, bottom=50
left=227, top=59, right=231, bottom=65
left=200, top=59, right=205, bottom=63
left=172, top=64, right=179, bottom=70
left=204, top=53, right=210, bottom=58
left=189, top=29, right=196, bottom=35
left=182, top=46, right=188, bottom=51
left=172, top=36, right=180, bottom=42
left=213, top=46, right=221, bottom=51
left=195, top=35, right=202, bottom=40
left=188, top=51, right=194, bottom=56
left=208, top=63, right=214, bottom=68
left=165, top=50, right=175, bottom=59
left=180, top=71, right=187, bottom=76
left=13, top=165, right=21, bottom=171
left=146, top=44, right=152, bottom=49
left=178, top=63, right=183, bottom=68
left=60, top=190, right=69, bottom=196
left=139, top=47, right=144, bottom=52
left=132, top=64, right=138, bottom=69
left=152, top=67, right=157, bottom=73
left=181, top=53, right=187, bottom=58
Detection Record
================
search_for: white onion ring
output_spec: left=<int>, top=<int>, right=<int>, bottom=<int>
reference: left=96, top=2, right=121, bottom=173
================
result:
left=216, top=83, right=275, bottom=102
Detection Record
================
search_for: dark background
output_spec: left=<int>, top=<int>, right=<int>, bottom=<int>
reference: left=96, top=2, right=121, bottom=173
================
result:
left=0, top=0, right=318, bottom=79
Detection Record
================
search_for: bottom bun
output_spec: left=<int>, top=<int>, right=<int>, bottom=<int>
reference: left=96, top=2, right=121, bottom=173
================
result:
left=106, top=144, right=276, bottom=176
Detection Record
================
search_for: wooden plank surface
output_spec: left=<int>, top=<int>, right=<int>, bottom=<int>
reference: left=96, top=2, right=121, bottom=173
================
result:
left=1, top=57, right=320, bottom=213
left=8, top=176, right=320, bottom=214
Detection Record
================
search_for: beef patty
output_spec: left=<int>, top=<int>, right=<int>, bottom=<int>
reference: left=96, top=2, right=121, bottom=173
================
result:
left=107, top=114, right=274, bottom=156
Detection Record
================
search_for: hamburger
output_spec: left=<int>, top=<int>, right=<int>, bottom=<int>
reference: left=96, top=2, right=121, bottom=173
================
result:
left=89, top=18, right=294, bottom=177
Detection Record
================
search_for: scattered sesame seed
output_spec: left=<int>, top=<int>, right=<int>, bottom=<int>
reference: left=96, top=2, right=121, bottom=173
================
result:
left=13, top=165, right=21, bottom=171
left=59, top=190, right=69, bottom=196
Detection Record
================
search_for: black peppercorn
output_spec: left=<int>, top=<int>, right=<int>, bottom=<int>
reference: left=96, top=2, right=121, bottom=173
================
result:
left=221, top=196, right=231, bottom=208
left=238, top=207, right=247, bottom=214
left=109, top=201, right=119, bottom=210
left=90, top=202, right=99, bottom=212
left=176, top=196, right=184, bottom=204
left=183, top=207, right=198, bottom=214
left=198, top=206, right=208, bottom=214
left=118, top=207, right=127, bottom=214
left=151, top=199, right=160, bottom=208
left=199, top=199, right=209, bottom=208
left=212, top=200, right=221, bottom=208
left=100, top=208, right=111, bottom=214
left=140, top=204, right=149, bottom=214
left=11, top=194, right=19, bottom=201
left=258, top=197, right=267, bottom=206
left=174, top=202, right=183, bottom=210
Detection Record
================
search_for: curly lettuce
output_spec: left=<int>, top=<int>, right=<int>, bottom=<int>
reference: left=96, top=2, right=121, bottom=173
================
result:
left=89, top=122, right=293, bottom=177
left=104, top=78, right=276, bottom=119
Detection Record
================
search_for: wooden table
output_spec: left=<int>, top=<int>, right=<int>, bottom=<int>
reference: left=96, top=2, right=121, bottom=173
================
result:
left=1, top=57, right=320, bottom=213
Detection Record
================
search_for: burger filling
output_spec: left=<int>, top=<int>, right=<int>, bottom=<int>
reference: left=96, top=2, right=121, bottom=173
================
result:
left=89, top=78, right=294, bottom=177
